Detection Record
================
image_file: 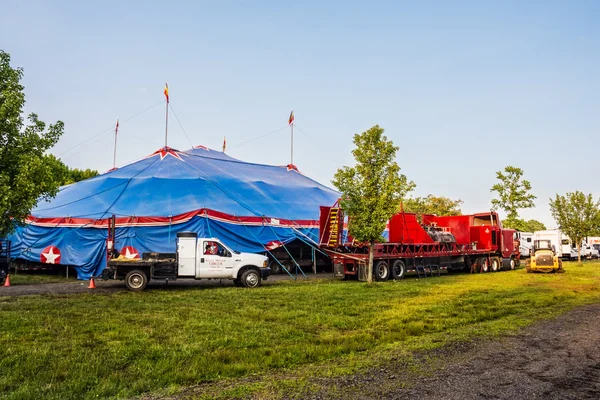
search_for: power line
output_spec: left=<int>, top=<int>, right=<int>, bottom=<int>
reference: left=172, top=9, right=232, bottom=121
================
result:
left=57, top=100, right=164, bottom=157
left=292, top=124, right=340, bottom=166
left=168, top=102, right=196, bottom=149
left=228, top=126, right=289, bottom=150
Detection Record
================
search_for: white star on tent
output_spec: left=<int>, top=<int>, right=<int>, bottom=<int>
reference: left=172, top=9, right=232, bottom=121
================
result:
left=124, top=248, right=138, bottom=259
left=42, top=247, right=60, bottom=264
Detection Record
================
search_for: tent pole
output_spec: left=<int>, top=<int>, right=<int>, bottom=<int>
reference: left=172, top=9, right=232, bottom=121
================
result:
left=113, top=118, right=118, bottom=169
left=290, top=123, right=294, bottom=165
left=165, top=101, right=169, bottom=147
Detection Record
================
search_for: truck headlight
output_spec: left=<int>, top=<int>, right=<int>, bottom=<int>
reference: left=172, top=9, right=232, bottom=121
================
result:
left=263, top=260, right=268, bottom=267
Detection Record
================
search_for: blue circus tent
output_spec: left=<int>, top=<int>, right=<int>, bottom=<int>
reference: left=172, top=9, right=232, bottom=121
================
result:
left=8, top=146, right=339, bottom=279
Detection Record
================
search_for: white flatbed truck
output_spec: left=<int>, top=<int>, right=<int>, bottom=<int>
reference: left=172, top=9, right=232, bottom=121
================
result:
left=103, top=232, right=270, bottom=291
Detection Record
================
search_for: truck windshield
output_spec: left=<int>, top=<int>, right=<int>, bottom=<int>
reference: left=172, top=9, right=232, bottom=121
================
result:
left=534, top=240, right=552, bottom=250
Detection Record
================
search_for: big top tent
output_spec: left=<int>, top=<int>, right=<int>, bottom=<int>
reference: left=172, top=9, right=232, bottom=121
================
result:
left=7, top=145, right=339, bottom=279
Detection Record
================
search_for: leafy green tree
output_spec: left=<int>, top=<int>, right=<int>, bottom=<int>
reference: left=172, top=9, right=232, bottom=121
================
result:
left=63, top=168, right=99, bottom=185
left=490, top=166, right=536, bottom=226
left=403, top=195, right=463, bottom=219
left=502, top=218, right=546, bottom=232
left=523, top=219, right=546, bottom=232
left=0, top=50, right=65, bottom=236
left=549, top=191, right=600, bottom=263
left=332, top=125, right=414, bottom=283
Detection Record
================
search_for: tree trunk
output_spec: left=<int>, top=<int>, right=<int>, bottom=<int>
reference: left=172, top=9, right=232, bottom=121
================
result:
left=367, top=240, right=374, bottom=284
left=577, top=242, right=581, bottom=263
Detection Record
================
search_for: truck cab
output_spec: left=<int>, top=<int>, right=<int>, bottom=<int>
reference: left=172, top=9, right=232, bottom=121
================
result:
left=177, top=234, right=268, bottom=280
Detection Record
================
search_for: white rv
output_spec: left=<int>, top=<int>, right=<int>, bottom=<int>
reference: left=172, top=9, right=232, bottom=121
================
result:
left=515, top=232, right=533, bottom=258
left=532, top=230, right=577, bottom=260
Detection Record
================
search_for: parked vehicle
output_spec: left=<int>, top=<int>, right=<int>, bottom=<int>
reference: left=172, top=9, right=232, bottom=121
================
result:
left=515, top=231, right=533, bottom=258
left=586, top=237, right=600, bottom=245
left=526, top=239, right=564, bottom=273
left=318, top=206, right=520, bottom=281
left=266, top=239, right=331, bottom=274
left=0, top=240, right=10, bottom=285
left=581, top=243, right=599, bottom=259
left=103, top=232, right=270, bottom=291
left=532, top=230, right=577, bottom=260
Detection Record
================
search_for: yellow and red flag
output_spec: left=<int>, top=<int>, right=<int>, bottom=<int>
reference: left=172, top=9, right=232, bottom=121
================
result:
left=164, top=83, right=169, bottom=103
left=288, top=110, right=294, bottom=125
left=222, top=136, right=227, bottom=152
left=115, top=118, right=119, bottom=135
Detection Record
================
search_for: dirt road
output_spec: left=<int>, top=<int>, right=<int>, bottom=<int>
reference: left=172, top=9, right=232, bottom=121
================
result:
left=309, top=303, right=600, bottom=400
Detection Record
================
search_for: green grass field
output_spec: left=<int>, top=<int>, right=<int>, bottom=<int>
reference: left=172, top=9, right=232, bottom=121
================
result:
left=1, top=262, right=600, bottom=399
left=6, top=271, right=76, bottom=285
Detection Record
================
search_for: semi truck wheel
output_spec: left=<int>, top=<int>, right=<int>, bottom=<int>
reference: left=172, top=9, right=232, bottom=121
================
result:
left=241, top=269, right=261, bottom=288
left=491, top=257, right=500, bottom=272
left=374, top=261, right=389, bottom=281
left=509, top=258, right=516, bottom=270
left=391, top=260, right=406, bottom=280
left=282, top=260, right=295, bottom=274
left=480, top=258, right=489, bottom=273
left=268, top=260, right=282, bottom=275
left=125, top=269, right=148, bottom=291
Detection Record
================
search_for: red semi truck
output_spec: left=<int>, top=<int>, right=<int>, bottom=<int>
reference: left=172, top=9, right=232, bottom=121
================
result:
left=318, top=206, right=520, bottom=281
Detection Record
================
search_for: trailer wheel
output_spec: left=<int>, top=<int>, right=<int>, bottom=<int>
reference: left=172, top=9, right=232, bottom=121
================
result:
left=241, top=269, right=261, bottom=288
left=480, top=258, right=489, bottom=273
left=282, top=260, right=294, bottom=274
left=491, top=257, right=500, bottom=272
left=268, top=260, right=282, bottom=275
left=509, top=257, right=516, bottom=270
left=124, top=269, right=148, bottom=291
left=391, top=260, right=406, bottom=280
left=374, top=261, right=389, bottom=281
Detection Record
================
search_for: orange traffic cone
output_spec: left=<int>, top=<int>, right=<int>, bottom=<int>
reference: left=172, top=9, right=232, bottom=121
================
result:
left=3, top=274, right=10, bottom=287
left=88, top=278, right=96, bottom=289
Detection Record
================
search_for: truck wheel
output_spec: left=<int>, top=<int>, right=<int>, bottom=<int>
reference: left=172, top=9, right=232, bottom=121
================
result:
left=557, top=259, right=565, bottom=273
left=241, top=269, right=261, bottom=288
left=374, top=261, right=389, bottom=281
left=480, top=258, right=489, bottom=273
left=509, top=258, right=516, bottom=270
left=491, top=257, right=500, bottom=272
left=391, top=260, right=406, bottom=280
left=125, top=269, right=148, bottom=291
left=268, top=260, right=282, bottom=275
left=282, top=260, right=294, bottom=274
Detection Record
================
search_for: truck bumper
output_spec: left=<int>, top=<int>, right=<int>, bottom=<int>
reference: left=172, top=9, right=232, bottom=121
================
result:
left=261, top=268, right=271, bottom=280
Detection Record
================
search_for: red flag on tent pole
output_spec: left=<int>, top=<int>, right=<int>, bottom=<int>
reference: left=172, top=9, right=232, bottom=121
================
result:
left=288, top=110, right=294, bottom=125
left=164, top=83, right=169, bottom=103
left=222, top=136, right=227, bottom=152
left=115, top=118, right=119, bottom=135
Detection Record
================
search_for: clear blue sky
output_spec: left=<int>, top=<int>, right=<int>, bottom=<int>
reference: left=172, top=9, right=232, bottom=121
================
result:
left=2, top=0, right=599, bottom=227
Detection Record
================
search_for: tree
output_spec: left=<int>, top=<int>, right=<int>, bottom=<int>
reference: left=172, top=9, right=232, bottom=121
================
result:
left=502, top=218, right=546, bottom=232
left=332, top=125, right=414, bottom=283
left=549, top=191, right=600, bottom=263
left=403, top=195, right=463, bottom=219
left=63, top=167, right=99, bottom=185
left=490, top=166, right=536, bottom=226
left=0, top=50, right=65, bottom=236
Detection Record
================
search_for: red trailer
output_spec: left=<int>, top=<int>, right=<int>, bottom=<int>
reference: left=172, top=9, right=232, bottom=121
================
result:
left=319, top=206, right=520, bottom=281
